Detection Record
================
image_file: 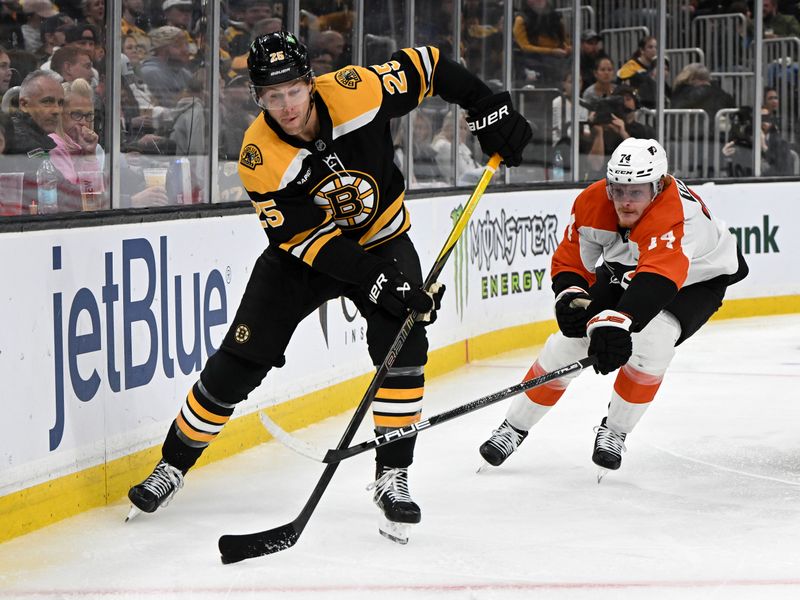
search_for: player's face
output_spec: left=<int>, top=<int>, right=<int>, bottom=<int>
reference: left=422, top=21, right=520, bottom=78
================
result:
left=608, top=182, right=653, bottom=227
left=258, top=78, right=313, bottom=136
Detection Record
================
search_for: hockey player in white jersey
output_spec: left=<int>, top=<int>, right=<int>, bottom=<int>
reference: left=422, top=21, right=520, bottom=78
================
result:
left=478, top=138, right=748, bottom=480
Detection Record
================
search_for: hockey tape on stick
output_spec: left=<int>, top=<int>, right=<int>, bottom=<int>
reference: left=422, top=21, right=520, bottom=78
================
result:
left=218, top=154, right=501, bottom=564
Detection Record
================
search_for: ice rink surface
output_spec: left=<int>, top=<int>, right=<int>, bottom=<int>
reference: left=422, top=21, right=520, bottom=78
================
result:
left=1, top=314, right=799, bottom=600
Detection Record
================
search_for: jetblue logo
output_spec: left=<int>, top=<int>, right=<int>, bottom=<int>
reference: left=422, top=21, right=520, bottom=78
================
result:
left=49, top=236, right=229, bottom=451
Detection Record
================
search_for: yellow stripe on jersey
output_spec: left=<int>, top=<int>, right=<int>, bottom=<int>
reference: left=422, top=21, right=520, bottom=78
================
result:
left=278, top=216, right=339, bottom=261
left=400, top=47, right=439, bottom=103
left=238, top=117, right=309, bottom=193
left=359, top=192, right=405, bottom=245
left=316, top=66, right=384, bottom=139
left=303, top=227, right=342, bottom=265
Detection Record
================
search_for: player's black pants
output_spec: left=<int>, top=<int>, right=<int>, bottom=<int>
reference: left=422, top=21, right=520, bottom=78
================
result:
left=162, top=234, right=428, bottom=472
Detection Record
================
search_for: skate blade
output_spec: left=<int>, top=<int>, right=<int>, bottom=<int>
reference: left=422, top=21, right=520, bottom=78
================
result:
left=476, top=461, right=492, bottom=474
left=124, top=505, right=142, bottom=522
left=378, top=516, right=411, bottom=545
left=596, top=467, right=609, bottom=484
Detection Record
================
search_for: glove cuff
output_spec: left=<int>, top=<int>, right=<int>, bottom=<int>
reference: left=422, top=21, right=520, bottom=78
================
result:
left=587, top=310, right=632, bottom=334
left=554, top=286, right=588, bottom=303
left=468, top=90, right=511, bottom=116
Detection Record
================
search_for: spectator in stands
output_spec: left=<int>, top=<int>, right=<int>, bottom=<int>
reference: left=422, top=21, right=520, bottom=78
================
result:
left=579, top=29, right=608, bottom=93
left=8, top=70, right=82, bottom=212
left=219, top=73, right=256, bottom=161
left=513, top=0, right=571, bottom=87
left=8, top=49, right=39, bottom=85
left=0, top=109, right=14, bottom=152
left=617, top=35, right=658, bottom=107
left=169, top=73, right=206, bottom=155
left=763, top=0, right=800, bottom=38
left=140, top=25, right=193, bottom=108
left=81, top=0, right=105, bottom=33
left=49, top=78, right=103, bottom=194
left=0, top=45, right=11, bottom=101
left=582, top=56, right=617, bottom=102
left=122, top=34, right=147, bottom=73
left=670, top=62, right=735, bottom=123
left=121, top=0, right=149, bottom=42
left=762, top=86, right=786, bottom=137
left=50, top=47, right=94, bottom=84
left=311, top=29, right=346, bottom=72
left=722, top=106, right=794, bottom=176
left=226, top=0, right=273, bottom=57
left=20, top=0, right=57, bottom=55
left=394, top=111, right=443, bottom=187
left=581, top=85, right=657, bottom=179
left=36, top=13, right=73, bottom=63
left=552, top=70, right=588, bottom=146
left=163, top=0, right=193, bottom=31
left=43, top=23, right=100, bottom=85
left=431, top=111, right=485, bottom=185
left=0, top=0, right=25, bottom=50
left=309, top=49, right=334, bottom=75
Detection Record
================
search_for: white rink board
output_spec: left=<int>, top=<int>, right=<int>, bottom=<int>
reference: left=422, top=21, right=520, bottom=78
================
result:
left=0, top=181, right=797, bottom=495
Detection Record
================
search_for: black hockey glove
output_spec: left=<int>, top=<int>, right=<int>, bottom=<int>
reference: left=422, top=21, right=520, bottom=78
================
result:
left=466, top=91, right=533, bottom=167
left=364, top=261, right=435, bottom=319
left=554, top=286, right=592, bottom=338
left=587, top=310, right=633, bottom=375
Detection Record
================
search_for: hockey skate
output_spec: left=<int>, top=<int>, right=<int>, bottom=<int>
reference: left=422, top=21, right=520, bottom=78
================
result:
left=367, top=465, right=421, bottom=544
left=478, top=419, right=528, bottom=471
left=126, top=460, right=184, bottom=521
left=592, top=417, right=627, bottom=483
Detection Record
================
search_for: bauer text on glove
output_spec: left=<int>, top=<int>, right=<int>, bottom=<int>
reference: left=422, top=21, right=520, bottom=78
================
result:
left=466, top=91, right=533, bottom=167
left=364, top=262, right=434, bottom=318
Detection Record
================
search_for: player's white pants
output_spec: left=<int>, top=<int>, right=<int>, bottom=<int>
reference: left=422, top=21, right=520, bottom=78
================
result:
left=506, top=311, right=682, bottom=435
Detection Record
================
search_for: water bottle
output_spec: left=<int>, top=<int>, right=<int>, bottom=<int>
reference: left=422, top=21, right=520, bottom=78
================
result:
left=166, top=157, right=192, bottom=204
left=36, top=152, right=59, bottom=214
left=552, top=149, right=565, bottom=182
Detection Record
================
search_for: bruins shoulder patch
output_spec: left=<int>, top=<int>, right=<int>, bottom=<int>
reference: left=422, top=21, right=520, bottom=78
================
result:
left=240, top=144, right=263, bottom=170
left=335, top=68, right=362, bottom=90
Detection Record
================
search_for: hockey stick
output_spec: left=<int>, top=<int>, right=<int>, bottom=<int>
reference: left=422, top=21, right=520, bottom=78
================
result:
left=218, top=154, right=502, bottom=564
left=321, top=356, right=596, bottom=463
left=258, top=356, right=596, bottom=464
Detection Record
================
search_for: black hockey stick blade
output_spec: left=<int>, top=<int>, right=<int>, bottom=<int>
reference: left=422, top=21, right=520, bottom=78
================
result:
left=217, top=155, right=501, bottom=564
left=219, top=523, right=298, bottom=564
left=321, top=356, right=598, bottom=463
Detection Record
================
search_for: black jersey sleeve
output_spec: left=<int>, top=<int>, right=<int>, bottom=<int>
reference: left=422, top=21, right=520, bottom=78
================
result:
left=369, top=46, right=492, bottom=120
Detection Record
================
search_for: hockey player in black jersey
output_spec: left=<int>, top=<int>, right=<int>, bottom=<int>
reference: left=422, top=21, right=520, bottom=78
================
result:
left=128, top=31, right=532, bottom=543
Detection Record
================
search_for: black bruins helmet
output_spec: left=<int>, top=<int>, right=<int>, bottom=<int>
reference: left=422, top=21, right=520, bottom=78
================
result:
left=247, top=31, right=312, bottom=87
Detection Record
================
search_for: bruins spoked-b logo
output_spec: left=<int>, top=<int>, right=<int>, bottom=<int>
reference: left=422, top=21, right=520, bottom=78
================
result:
left=234, top=324, right=251, bottom=344
left=240, top=144, right=263, bottom=170
left=335, top=68, right=362, bottom=90
left=311, top=170, right=379, bottom=229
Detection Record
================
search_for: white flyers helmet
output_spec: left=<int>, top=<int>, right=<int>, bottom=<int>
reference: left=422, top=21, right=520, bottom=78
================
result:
left=606, top=138, right=669, bottom=196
